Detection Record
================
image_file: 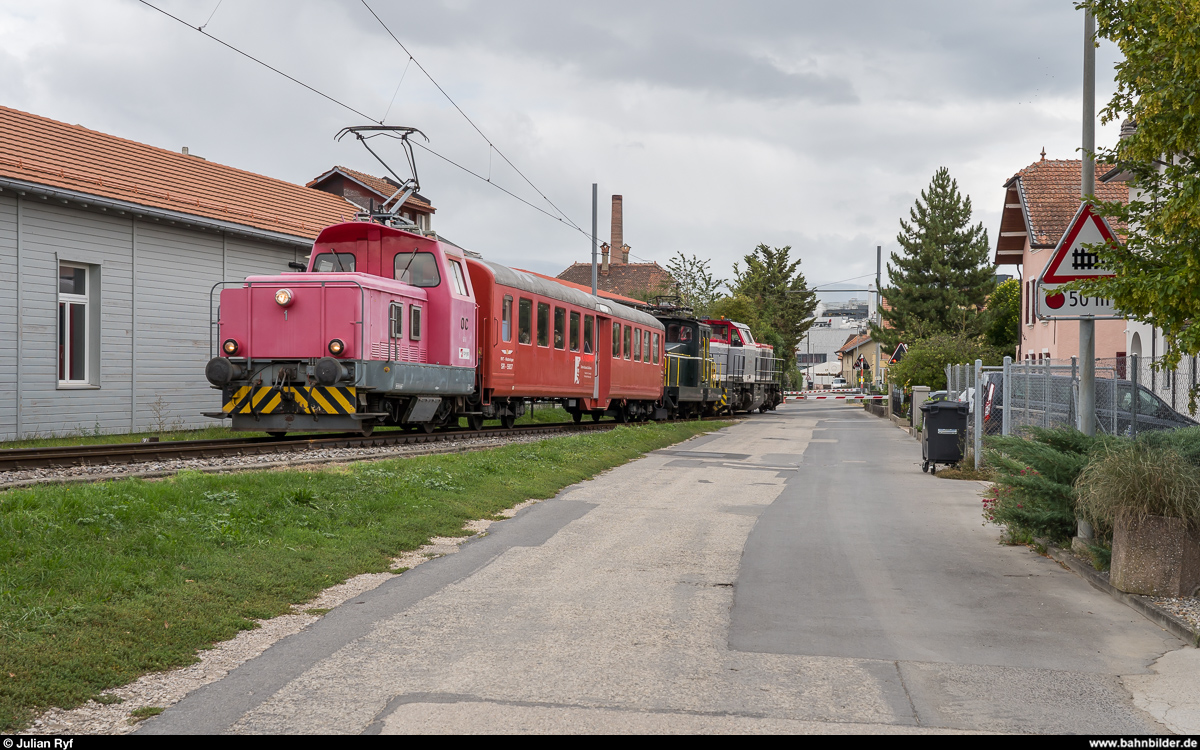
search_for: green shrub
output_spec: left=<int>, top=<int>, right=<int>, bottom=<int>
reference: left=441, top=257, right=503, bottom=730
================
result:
left=982, top=428, right=1115, bottom=542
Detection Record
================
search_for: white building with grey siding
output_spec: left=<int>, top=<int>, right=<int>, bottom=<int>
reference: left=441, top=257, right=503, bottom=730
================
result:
left=0, top=105, right=434, bottom=441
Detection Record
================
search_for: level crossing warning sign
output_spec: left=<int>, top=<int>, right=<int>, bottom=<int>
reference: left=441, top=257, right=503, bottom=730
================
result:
left=1036, top=203, right=1121, bottom=320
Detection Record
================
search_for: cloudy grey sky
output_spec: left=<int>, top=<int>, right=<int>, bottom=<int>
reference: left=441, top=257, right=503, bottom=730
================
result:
left=0, top=0, right=1124, bottom=295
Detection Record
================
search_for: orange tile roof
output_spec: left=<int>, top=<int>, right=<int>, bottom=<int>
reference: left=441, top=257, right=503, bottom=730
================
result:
left=0, top=105, right=360, bottom=240
left=837, top=332, right=872, bottom=354
left=556, top=261, right=676, bottom=299
left=1001, top=159, right=1127, bottom=250
left=309, top=165, right=435, bottom=213
left=513, top=268, right=644, bottom=306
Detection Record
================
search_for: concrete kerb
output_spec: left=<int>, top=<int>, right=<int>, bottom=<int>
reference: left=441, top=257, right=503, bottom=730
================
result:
left=1036, top=538, right=1200, bottom=648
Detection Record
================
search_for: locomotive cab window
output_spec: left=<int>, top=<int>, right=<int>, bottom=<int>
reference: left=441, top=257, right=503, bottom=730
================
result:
left=448, top=260, right=469, bottom=296
left=393, top=251, right=441, bottom=287
left=518, top=298, right=532, bottom=344
left=312, top=252, right=356, bottom=272
left=554, top=307, right=566, bottom=350
left=537, top=302, right=550, bottom=347
left=410, top=306, right=422, bottom=340
left=502, top=296, right=513, bottom=342
left=389, top=302, right=403, bottom=338
left=584, top=315, right=594, bottom=354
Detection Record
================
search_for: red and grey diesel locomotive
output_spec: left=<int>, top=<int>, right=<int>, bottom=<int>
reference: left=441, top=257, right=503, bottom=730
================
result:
left=203, top=219, right=724, bottom=435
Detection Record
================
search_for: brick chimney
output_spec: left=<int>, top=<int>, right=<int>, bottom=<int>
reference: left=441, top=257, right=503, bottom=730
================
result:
left=601, top=242, right=610, bottom=274
left=610, top=195, right=623, bottom=265
left=621, top=243, right=630, bottom=264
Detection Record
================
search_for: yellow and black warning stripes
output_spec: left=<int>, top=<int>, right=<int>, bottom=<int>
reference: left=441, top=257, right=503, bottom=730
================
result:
left=223, top=385, right=357, bottom=416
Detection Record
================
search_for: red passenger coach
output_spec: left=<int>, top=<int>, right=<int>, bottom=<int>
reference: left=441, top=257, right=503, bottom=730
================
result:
left=467, top=259, right=666, bottom=424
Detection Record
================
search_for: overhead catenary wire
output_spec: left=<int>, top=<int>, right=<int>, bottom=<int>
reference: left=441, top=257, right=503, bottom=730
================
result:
left=198, top=0, right=224, bottom=31
left=138, top=0, right=381, bottom=123
left=411, top=142, right=586, bottom=230
left=138, top=0, right=604, bottom=247
left=358, top=0, right=586, bottom=235
left=381, top=55, right=413, bottom=125
left=812, top=273, right=876, bottom=290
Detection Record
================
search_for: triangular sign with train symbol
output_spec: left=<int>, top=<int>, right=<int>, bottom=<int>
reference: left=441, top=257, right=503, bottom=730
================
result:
left=1039, top=203, right=1119, bottom=284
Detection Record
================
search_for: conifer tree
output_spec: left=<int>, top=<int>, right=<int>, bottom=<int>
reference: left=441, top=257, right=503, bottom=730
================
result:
left=872, top=168, right=994, bottom=349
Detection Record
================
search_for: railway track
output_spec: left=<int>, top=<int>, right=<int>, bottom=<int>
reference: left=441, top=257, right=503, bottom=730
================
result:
left=0, top=418, right=729, bottom=473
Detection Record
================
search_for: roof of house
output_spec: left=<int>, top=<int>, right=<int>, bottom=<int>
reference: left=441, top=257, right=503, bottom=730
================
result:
left=995, top=158, right=1127, bottom=264
left=556, top=261, right=676, bottom=299
left=514, top=268, right=645, bottom=306
left=0, top=105, right=361, bottom=241
left=306, top=165, right=435, bottom=213
left=837, top=332, right=872, bottom=355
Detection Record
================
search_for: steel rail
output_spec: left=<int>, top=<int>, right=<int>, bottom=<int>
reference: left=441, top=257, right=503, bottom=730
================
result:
left=0, top=418, right=734, bottom=472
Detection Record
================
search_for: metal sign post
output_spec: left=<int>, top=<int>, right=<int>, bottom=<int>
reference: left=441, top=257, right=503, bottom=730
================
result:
left=1081, top=8, right=1098, bottom=437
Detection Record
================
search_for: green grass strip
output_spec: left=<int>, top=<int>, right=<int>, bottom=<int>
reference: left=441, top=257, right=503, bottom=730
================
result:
left=0, top=403, right=574, bottom=451
left=0, top=420, right=725, bottom=730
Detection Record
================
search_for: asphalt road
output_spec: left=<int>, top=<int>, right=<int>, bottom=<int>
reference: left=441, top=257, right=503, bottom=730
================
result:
left=140, top=403, right=1184, bottom=734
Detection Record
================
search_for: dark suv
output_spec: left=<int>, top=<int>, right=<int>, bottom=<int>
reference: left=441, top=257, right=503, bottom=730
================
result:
left=973, top=372, right=1197, bottom=436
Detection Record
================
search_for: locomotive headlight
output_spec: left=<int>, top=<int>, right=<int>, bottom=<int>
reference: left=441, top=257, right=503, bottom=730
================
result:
left=274, top=288, right=294, bottom=307
left=328, top=338, right=345, bottom=356
left=222, top=338, right=240, bottom=356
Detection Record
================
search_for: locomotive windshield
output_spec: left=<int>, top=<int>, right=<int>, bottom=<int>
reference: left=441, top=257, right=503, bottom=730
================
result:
left=394, top=252, right=441, bottom=287
left=312, top=252, right=356, bottom=272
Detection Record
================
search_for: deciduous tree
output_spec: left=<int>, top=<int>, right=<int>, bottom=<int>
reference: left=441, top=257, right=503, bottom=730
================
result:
left=727, top=244, right=818, bottom=371
left=1075, top=0, right=1200, bottom=368
left=665, top=252, right=725, bottom=317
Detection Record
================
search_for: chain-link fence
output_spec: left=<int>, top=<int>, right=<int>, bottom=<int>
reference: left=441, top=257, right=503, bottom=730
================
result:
left=944, top=354, right=1200, bottom=470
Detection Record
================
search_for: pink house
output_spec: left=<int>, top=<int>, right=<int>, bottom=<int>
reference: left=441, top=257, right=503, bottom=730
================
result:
left=993, top=155, right=1128, bottom=361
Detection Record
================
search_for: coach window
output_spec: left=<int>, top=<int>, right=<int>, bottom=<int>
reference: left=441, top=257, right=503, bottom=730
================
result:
left=313, top=252, right=356, bottom=272
left=537, top=302, right=550, bottom=347
left=569, top=311, right=580, bottom=352
left=583, top=315, right=594, bottom=354
left=623, top=325, right=632, bottom=360
left=502, top=296, right=513, bottom=342
left=518, top=298, right=532, bottom=344
left=554, top=307, right=566, bottom=349
left=58, top=263, right=90, bottom=384
left=652, top=333, right=660, bottom=364
left=410, top=306, right=422, bottom=340
left=633, top=328, right=641, bottom=361
left=643, top=331, right=652, bottom=364
left=612, top=322, right=621, bottom=358
left=393, top=251, right=440, bottom=287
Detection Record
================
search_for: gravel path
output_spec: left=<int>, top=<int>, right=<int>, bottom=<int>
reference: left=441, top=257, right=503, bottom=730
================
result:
left=0, top=432, right=558, bottom=490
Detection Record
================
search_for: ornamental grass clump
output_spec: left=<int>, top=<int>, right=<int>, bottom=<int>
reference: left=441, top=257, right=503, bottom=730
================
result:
left=1075, top=442, right=1200, bottom=529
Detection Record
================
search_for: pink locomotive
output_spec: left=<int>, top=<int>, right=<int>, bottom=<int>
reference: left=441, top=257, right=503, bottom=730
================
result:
left=205, top=220, right=666, bottom=435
